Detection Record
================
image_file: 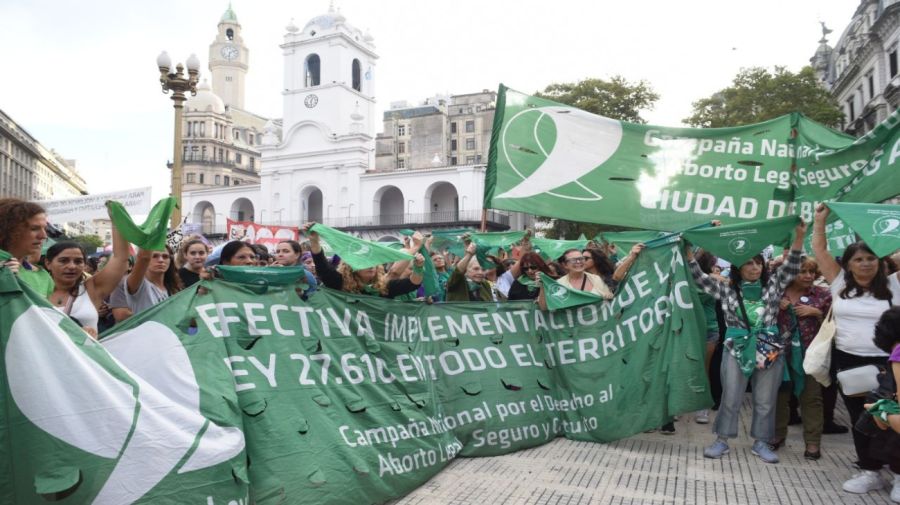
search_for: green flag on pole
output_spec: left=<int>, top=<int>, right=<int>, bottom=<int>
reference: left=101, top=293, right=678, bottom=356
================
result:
left=682, top=215, right=799, bottom=266
left=310, top=223, right=412, bottom=270
left=106, top=197, right=176, bottom=251
left=827, top=202, right=900, bottom=258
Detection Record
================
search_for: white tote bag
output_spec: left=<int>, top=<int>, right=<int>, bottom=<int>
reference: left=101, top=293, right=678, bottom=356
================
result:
left=803, top=307, right=835, bottom=387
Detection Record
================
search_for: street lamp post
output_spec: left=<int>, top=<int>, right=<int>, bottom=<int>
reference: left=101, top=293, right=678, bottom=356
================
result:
left=157, top=51, right=200, bottom=229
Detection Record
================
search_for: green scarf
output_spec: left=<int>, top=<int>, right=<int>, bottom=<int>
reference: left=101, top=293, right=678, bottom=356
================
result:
left=868, top=399, right=900, bottom=422
left=517, top=275, right=539, bottom=292
left=740, top=280, right=762, bottom=303
left=783, top=307, right=805, bottom=396
left=361, top=284, right=381, bottom=297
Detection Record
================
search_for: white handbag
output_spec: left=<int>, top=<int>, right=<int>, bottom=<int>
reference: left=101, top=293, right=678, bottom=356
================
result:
left=803, top=307, right=835, bottom=387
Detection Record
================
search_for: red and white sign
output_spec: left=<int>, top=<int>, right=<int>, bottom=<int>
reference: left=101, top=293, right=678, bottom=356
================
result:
left=226, top=219, right=299, bottom=252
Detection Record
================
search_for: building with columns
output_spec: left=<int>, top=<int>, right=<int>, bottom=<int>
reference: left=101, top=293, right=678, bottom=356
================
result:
left=181, top=6, right=528, bottom=241
left=810, top=0, right=900, bottom=135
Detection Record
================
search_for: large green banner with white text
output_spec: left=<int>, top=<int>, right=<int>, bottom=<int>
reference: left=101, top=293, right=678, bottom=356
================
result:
left=485, top=85, right=900, bottom=238
left=1, top=244, right=708, bottom=504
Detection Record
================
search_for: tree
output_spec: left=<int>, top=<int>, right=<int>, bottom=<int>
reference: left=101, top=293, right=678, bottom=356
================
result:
left=533, top=77, right=659, bottom=239
left=67, top=234, right=104, bottom=251
left=684, top=66, right=844, bottom=128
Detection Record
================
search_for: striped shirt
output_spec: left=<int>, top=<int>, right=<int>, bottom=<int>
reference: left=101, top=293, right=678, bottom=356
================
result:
left=689, top=250, right=802, bottom=334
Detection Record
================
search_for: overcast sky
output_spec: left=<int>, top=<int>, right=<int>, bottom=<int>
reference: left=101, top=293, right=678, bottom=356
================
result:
left=0, top=0, right=856, bottom=200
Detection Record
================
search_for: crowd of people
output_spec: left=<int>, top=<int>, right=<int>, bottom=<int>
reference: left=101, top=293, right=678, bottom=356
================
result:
left=2, top=197, right=900, bottom=501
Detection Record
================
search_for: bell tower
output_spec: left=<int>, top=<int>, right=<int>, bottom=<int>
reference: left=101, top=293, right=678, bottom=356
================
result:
left=209, top=3, right=248, bottom=109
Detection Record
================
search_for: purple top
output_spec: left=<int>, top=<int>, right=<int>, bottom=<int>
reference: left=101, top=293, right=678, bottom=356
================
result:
left=890, top=344, right=900, bottom=363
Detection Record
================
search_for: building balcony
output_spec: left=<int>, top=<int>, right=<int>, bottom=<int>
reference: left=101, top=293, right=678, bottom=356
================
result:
left=322, top=209, right=509, bottom=231
left=168, top=156, right=258, bottom=176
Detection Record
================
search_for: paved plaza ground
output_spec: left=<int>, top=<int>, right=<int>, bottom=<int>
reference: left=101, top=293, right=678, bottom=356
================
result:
left=393, top=396, right=896, bottom=505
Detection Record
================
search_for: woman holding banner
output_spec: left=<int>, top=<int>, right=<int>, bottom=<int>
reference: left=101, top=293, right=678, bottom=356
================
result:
left=303, top=224, right=425, bottom=299
left=0, top=198, right=53, bottom=296
left=688, top=219, right=807, bottom=465
left=812, top=205, right=900, bottom=497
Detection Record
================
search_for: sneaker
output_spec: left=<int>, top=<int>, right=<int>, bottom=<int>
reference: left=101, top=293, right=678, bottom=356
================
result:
left=842, top=470, right=885, bottom=494
left=751, top=440, right=779, bottom=464
left=703, top=440, right=729, bottom=459
left=891, top=472, right=900, bottom=503
left=695, top=409, right=710, bottom=424
left=660, top=422, right=676, bottom=435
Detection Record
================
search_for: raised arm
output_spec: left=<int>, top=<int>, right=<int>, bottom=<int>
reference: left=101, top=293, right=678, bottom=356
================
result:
left=613, top=243, right=644, bottom=282
left=127, top=248, right=151, bottom=295
left=302, top=222, right=343, bottom=290
left=812, top=205, right=840, bottom=283
left=686, top=244, right=729, bottom=301
left=88, top=218, right=129, bottom=300
left=456, top=242, right=476, bottom=273
left=772, top=220, right=807, bottom=292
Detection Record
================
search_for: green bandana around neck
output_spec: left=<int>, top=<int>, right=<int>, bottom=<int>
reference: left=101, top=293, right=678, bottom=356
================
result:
left=740, top=280, right=762, bottom=302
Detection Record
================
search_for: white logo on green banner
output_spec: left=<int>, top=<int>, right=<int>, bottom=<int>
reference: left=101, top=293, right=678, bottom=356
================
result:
left=873, top=216, right=900, bottom=238
left=548, top=283, right=569, bottom=301
left=496, top=106, right=622, bottom=201
left=728, top=237, right=750, bottom=255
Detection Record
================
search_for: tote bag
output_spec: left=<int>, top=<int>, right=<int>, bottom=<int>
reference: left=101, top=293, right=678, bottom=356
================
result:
left=803, top=307, right=835, bottom=387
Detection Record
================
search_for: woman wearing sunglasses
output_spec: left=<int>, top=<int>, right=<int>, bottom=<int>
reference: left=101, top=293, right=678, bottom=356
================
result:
left=507, top=252, right=555, bottom=301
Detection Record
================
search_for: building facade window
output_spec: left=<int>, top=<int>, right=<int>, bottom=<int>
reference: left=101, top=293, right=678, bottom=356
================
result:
left=186, top=173, right=195, bottom=183
left=215, top=175, right=221, bottom=185
left=199, top=174, right=205, bottom=184
left=236, top=153, right=242, bottom=164
left=305, top=54, right=321, bottom=87
left=200, top=122, right=206, bottom=137
left=398, top=142, right=405, bottom=154
left=450, top=156, right=457, bottom=166
left=450, top=139, right=457, bottom=151
left=450, top=122, right=457, bottom=134
left=465, top=120, right=475, bottom=133
left=250, top=157, right=255, bottom=169
left=352, top=59, right=362, bottom=92
left=466, top=156, right=475, bottom=165
left=397, top=124, right=406, bottom=136
left=398, top=158, right=405, bottom=169
left=890, top=49, right=898, bottom=78
left=466, top=137, right=475, bottom=150
left=224, top=176, right=230, bottom=186
left=234, top=130, right=240, bottom=140
left=476, top=154, right=482, bottom=163
left=847, top=98, right=856, bottom=121
left=867, top=72, right=875, bottom=98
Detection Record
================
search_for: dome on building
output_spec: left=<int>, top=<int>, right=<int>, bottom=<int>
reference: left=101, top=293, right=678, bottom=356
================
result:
left=220, top=3, right=238, bottom=23
left=186, top=80, right=226, bottom=114
left=303, top=3, right=344, bottom=33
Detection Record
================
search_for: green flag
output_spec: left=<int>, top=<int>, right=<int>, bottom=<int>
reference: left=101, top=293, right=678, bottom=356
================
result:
left=530, top=237, right=589, bottom=262
left=310, top=223, right=412, bottom=270
left=828, top=202, right=900, bottom=258
left=485, top=85, right=900, bottom=231
left=682, top=215, right=799, bottom=266
left=0, top=266, right=248, bottom=504
left=538, top=272, right=606, bottom=310
left=107, top=197, right=176, bottom=251
left=217, top=265, right=310, bottom=287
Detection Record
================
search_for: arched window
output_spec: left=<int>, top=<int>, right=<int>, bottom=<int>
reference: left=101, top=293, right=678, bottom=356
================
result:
left=226, top=28, right=234, bottom=41
left=352, top=59, right=361, bottom=92
left=305, top=54, right=321, bottom=87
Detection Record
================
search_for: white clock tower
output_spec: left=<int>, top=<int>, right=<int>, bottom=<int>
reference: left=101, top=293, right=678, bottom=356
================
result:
left=209, top=4, right=248, bottom=109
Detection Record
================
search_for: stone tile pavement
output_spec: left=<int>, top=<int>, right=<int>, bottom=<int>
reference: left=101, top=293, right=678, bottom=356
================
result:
left=392, top=396, right=896, bottom=504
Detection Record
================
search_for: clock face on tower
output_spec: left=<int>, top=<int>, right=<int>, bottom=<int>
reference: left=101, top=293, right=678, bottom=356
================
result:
left=220, top=45, right=239, bottom=61
left=304, top=94, right=319, bottom=108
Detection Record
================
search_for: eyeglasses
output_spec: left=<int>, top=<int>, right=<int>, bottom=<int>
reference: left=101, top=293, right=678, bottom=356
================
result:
left=582, top=256, right=592, bottom=261
left=523, top=265, right=538, bottom=271
left=566, top=257, right=585, bottom=264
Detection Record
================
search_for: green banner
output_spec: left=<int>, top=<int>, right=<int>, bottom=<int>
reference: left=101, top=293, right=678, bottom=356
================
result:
left=107, top=197, right=176, bottom=251
left=1, top=244, right=709, bottom=504
left=682, top=216, right=799, bottom=265
left=827, top=202, right=900, bottom=258
left=538, top=272, right=606, bottom=310
left=310, top=224, right=413, bottom=270
left=485, top=86, right=900, bottom=232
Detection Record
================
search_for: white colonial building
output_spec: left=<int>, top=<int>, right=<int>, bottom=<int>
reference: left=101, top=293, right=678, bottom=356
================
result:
left=182, top=6, right=527, bottom=241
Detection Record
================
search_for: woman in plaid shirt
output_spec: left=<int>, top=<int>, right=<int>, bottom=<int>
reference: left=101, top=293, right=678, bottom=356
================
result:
left=687, top=220, right=807, bottom=464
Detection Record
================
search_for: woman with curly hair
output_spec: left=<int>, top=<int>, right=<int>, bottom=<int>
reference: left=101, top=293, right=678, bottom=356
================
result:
left=303, top=223, right=424, bottom=298
left=0, top=198, right=52, bottom=296
left=111, top=245, right=183, bottom=322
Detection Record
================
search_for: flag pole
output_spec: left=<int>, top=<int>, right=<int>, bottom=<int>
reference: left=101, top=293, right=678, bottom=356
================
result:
left=480, top=209, right=488, bottom=232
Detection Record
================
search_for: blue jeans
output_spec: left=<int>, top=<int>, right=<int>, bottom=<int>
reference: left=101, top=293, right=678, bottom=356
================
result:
left=713, top=351, right=784, bottom=442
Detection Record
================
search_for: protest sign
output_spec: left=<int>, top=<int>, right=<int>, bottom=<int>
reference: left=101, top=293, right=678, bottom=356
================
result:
left=39, top=187, right=151, bottom=223
left=0, top=242, right=708, bottom=504
left=227, top=219, right=299, bottom=253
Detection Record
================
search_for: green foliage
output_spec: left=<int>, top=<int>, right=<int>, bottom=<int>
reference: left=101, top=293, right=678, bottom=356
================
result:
left=534, top=77, right=660, bottom=237
left=684, top=66, right=844, bottom=128
left=66, top=234, right=104, bottom=250
left=535, top=76, right=660, bottom=124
